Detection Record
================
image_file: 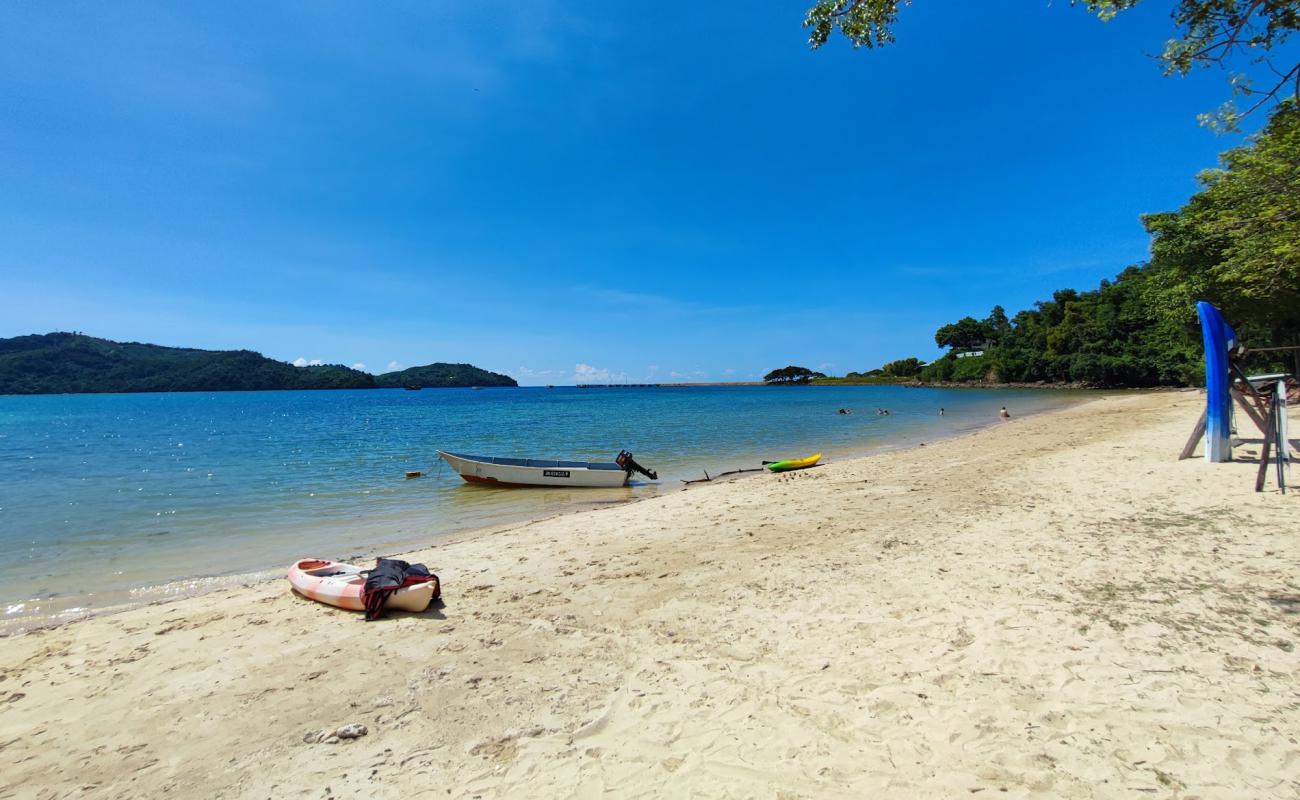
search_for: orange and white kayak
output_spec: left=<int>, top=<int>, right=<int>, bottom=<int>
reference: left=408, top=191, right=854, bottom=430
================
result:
left=287, top=558, right=436, bottom=613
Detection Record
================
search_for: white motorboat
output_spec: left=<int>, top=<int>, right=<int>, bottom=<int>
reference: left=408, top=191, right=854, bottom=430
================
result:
left=437, top=450, right=657, bottom=488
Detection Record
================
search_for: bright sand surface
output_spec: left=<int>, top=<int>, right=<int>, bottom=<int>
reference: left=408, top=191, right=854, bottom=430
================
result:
left=2, top=390, right=1297, bottom=799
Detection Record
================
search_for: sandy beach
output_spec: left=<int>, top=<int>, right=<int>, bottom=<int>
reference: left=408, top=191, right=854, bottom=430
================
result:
left=1, top=390, right=1296, bottom=799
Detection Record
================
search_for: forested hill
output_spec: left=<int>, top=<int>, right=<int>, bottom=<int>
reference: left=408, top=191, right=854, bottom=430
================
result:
left=0, top=333, right=375, bottom=394
left=917, top=102, right=1299, bottom=388
left=373, top=363, right=517, bottom=389
left=0, top=333, right=514, bottom=394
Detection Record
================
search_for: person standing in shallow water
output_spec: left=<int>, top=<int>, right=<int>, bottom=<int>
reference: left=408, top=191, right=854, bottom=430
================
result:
left=1000, top=406, right=1011, bottom=419
left=938, top=408, right=944, bottom=416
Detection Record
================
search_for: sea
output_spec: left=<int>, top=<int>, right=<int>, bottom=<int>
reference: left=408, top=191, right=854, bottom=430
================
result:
left=0, top=385, right=1092, bottom=633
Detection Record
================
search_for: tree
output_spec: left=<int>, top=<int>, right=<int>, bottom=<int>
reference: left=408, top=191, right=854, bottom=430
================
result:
left=763, top=365, right=819, bottom=383
left=934, top=316, right=990, bottom=350
left=881, top=356, right=923, bottom=377
left=804, top=1, right=1300, bottom=129
left=1144, top=100, right=1300, bottom=363
left=917, top=102, right=1300, bottom=389
left=985, top=305, right=1012, bottom=345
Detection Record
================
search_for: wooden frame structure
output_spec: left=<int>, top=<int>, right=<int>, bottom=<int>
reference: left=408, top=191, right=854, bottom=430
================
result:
left=1179, top=368, right=1295, bottom=494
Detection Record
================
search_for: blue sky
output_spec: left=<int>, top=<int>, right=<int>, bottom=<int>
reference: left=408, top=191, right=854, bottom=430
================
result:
left=0, top=1, right=1256, bottom=384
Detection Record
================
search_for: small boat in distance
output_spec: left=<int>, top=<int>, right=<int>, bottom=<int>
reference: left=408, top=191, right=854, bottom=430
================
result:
left=438, top=450, right=658, bottom=488
left=404, top=384, right=421, bottom=391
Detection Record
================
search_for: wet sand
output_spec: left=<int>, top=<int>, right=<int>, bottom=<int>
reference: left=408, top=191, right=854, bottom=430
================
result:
left=1, top=390, right=1296, bottom=799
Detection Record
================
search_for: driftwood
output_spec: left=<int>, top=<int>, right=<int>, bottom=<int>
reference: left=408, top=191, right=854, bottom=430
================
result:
left=681, top=467, right=765, bottom=485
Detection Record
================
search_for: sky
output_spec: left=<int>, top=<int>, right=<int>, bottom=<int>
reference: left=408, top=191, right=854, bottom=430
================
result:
left=0, top=1, right=1263, bottom=384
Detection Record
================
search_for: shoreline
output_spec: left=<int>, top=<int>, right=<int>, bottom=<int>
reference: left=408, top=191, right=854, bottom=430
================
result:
left=0, top=392, right=1093, bottom=637
left=4, top=390, right=1296, bottom=798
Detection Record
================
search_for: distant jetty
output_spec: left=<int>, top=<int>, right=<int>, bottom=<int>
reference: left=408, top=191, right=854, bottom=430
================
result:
left=576, top=381, right=765, bottom=388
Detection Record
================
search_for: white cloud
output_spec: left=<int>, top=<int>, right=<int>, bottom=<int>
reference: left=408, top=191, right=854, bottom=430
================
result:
left=574, top=363, right=609, bottom=382
left=386, top=360, right=403, bottom=372
left=292, top=357, right=324, bottom=367
left=352, top=363, right=367, bottom=372
left=573, top=363, right=626, bottom=384
left=510, top=367, right=562, bottom=383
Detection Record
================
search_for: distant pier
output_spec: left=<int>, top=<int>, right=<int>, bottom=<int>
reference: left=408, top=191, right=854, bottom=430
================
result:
left=574, top=381, right=764, bottom=388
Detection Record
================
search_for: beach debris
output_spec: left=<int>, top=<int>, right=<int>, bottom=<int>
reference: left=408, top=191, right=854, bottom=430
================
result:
left=304, top=723, right=368, bottom=744
left=335, top=723, right=369, bottom=740
left=681, top=466, right=764, bottom=485
left=405, top=471, right=423, bottom=479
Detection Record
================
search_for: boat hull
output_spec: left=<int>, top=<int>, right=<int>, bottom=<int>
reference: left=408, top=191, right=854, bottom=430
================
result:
left=438, top=451, right=630, bottom=488
left=766, top=453, right=822, bottom=473
left=287, top=559, right=435, bottom=613
left=1197, top=301, right=1236, bottom=463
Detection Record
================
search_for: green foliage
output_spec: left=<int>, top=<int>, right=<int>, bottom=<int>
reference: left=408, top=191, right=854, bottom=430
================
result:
left=933, top=306, right=1012, bottom=351
left=1144, top=101, right=1300, bottom=343
left=953, top=354, right=991, bottom=382
left=881, top=356, right=923, bottom=377
left=917, top=353, right=954, bottom=382
left=763, top=365, right=821, bottom=384
left=804, top=0, right=907, bottom=50
left=373, top=363, right=517, bottom=388
left=934, top=317, right=990, bottom=351
left=806, top=1, right=1300, bottom=128
left=922, top=102, right=1298, bottom=386
left=917, top=353, right=991, bottom=382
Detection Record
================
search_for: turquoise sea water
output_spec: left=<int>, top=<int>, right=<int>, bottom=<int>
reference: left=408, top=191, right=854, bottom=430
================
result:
left=0, top=385, right=1091, bottom=632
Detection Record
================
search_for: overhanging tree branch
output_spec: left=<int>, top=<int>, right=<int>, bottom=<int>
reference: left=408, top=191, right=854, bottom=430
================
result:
left=806, top=0, right=1300, bottom=130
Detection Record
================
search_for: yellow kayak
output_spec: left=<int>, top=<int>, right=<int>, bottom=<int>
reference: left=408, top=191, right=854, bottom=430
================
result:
left=766, top=453, right=821, bottom=472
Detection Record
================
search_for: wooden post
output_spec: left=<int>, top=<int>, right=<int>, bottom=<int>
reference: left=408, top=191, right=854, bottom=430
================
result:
left=1232, top=389, right=1268, bottom=435
left=1274, top=382, right=1288, bottom=495
left=1179, top=409, right=1207, bottom=461
left=1255, top=399, right=1278, bottom=493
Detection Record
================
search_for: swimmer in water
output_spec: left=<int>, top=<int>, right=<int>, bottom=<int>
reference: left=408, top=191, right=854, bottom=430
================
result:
left=1000, top=406, right=1010, bottom=419
left=938, top=407, right=944, bottom=416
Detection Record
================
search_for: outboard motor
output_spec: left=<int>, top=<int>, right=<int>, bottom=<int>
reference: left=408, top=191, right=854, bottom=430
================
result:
left=616, top=450, right=658, bottom=480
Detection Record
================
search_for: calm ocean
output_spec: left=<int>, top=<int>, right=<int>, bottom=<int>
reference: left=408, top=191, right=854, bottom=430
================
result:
left=0, top=385, right=1091, bottom=632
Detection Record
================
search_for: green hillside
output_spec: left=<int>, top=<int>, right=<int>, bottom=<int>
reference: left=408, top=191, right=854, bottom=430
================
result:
left=0, top=333, right=519, bottom=394
left=0, top=333, right=375, bottom=394
left=374, top=363, right=517, bottom=388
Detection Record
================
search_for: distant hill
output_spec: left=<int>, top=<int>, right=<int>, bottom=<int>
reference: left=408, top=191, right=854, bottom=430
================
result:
left=374, top=363, right=517, bottom=388
left=0, top=333, right=512, bottom=394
